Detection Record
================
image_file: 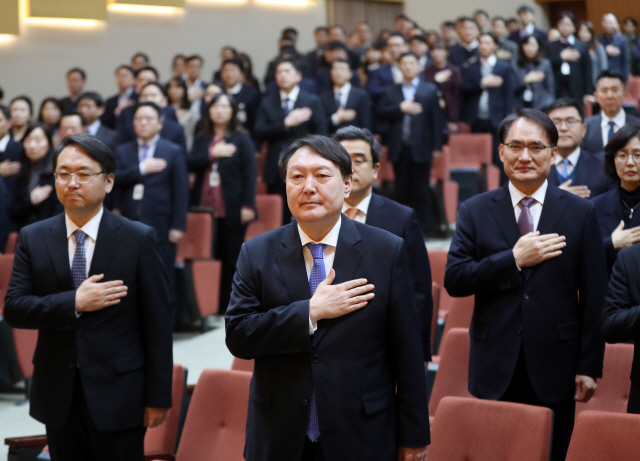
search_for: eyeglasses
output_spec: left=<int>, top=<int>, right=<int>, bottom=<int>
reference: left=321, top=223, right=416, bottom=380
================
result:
left=502, top=142, right=554, bottom=155
left=54, top=172, right=104, bottom=184
left=615, top=152, right=640, bottom=163
left=133, top=116, right=158, bottom=123
left=551, top=118, right=582, bottom=127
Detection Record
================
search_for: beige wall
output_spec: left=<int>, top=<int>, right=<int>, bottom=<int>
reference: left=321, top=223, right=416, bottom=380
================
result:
left=404, top=0, right=549, bottom=32
left=0, top=1, right=326, bottom=108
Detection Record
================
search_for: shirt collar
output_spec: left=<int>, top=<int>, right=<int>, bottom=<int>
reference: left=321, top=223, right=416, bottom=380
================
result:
left=297, top=216, right=342, bottom=248
left=137, top=134, right=160, bottom=149
left=509, top=180, right=548, bottom=209
left=281, top=85, right=300, bottom=104
left=602, top=109, right=626, bottom=128
left=334, top=82, right=351, bottom=95
left=560, top=35, right=575, bottom=45
left=65, top=207, right=104, bottom=242
left=557, top=147, right=581, bottom=167
left=0, top=134, right=10, bottom=152
left=525, top=23, right=535, bottom=34
left=403, top=77, right=420, bottom=88
left=463, top=40, right=479, bottom=51
left=87, top=120, right=101, bottom=136
left=342, top=192, right=372, bottom=216
left=481, top=54, right=497, bottom=67
left=228, top=82, right=243, bottom=95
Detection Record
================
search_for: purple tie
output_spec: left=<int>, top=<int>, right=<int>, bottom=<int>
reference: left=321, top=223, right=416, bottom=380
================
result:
left=71, top=230, right=87, bottom=289
left=518, top=197, right=535, bottom=236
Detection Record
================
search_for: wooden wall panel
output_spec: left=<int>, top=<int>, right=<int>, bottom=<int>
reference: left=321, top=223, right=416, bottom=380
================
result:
left=29, top=0, right=108, bottom=20
left=0, top=0, right=20, bottom=35
left=585, top=0, right=640, bottom=34
left=328, top=0, right=402, bottom=36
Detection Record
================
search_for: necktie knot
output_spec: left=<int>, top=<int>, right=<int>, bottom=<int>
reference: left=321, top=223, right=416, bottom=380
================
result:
left=609, top=121, right=616, bottom=129
left=307, top=243, right=325, bottom=260
left=520, top=197, right=535, bottom=209
left=74, top=229, right=87, bottom=246
left=345, top=208, right=359, bottom=220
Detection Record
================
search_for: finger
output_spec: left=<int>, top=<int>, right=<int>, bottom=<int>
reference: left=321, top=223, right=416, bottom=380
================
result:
left=348, top=301, right=369, bottom=312
left=99, top=280, right=125, bottom=288
left=616, top=220, right=625, bottom=231
left=537, top=233, right=562, bottom=241
left=319, top=269, right=336, bottom=286
left=86, top=274, right=105, bottom=283
left=542, top=237, right=567, bottom=247
left=340, top=277, right=369, bottom=290
left=541, top=250, right=562, bottom=261
left=560, top=179, right=572, bottom=187
left=347, top=283, right=375, bottom=296
left=350, top=293, right=375, bottom=304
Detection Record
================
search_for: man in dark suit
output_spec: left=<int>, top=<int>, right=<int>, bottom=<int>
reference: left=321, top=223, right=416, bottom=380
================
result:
left=546, top=98, right=615, bottom=197
left=320, top=59, right=371, bottom=134
left=225, top=135, right=430, bottom=461
left=509, top=5, right=548, bottom=49
left=377, top=52, right=445, bottom=233
left=365, top=33, right=407, bottom=102
left=4, top=133, right=173, bottom=460
left=334, top=126, right=433, bottom=361
left=313, top=42, right=361, bottom=94
left=101, top=65, right=137, bottom=130
left=78, top=92, right=121, bottom=152
left=304, top=26, right=329, bottom=79
left=254, top=58, right=327, bottom=224
left=219, top=58, right=262, bottom=143
left=0, top=104, right=23, bottom=250
left=445, top=108, right=608, bottom=461
left=114, top=102, right=188, bottom=324
left=448, top=17, right=481, bottom=68
left=547, top=12, right=593, bottom=103
left=599, top=13, right=631, bottom=77
left=59, top=68, right=87, bottom=114
left=583, top=71, right=640, bottom=153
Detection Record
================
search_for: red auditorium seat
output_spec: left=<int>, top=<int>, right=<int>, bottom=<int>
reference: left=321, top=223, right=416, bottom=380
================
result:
left=231, top=357, right=254, bottom=373
left=4, top=232, right=18, bottom=254
left=431, top=146, right=459, bottom=227
left=245, top=194, right=282, bottom=241
left=566, top=411, right=640, bottom=461
left=176, top=212, right=213, bottom=264
left=448, top=133, right=500, bottom=191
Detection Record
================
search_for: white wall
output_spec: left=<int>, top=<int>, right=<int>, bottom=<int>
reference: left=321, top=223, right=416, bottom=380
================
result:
left=0, top=0, right=327, bottom=108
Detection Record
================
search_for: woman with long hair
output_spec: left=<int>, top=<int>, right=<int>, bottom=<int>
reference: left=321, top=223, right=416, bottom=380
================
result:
left=515, top=35, right=555, bottom=111
left=167, top=76, right=200, bottom=150
left=578, top=20, right=609, bottom=88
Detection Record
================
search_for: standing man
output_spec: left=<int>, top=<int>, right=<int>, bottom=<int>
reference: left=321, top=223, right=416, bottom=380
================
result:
left=334, top=126, right=433, bottom=361
left=492, top=16, right=519, bottom=68
left=59, top=68, right=87, bottom=113
left=445, top=108, right=607, bottom=461
left=225, top=134, right=429, bottom=461
left=377, top=51, right=444, bottom=234
left=4, top=133, right=173, bottom=460
left=0, top=104, right=23, bottom=249
left=599, top=13, right=631, bottom=78
left=219, top=58, right=262, bottom=141
left=77, top=92, right=121, bottom=153
left=101, top=65, right=136, bottom=130
left=509, top=5, right=548, bottom=48
left=184, top=55, right=207, bottom=102
left=448, top=17, right=480, bottom=68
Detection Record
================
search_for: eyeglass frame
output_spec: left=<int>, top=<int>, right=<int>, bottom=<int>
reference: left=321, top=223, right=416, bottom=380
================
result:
left=501, top=142, right=555, bottom=155
left=54, top=171, right=105, bottom=184
left=615, top=152, right=640, bottom=163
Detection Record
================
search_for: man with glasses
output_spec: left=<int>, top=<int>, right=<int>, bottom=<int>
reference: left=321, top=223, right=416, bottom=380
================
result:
left=546, top=98, right=615, bottom=198
left=5, top=133, right=173, bottom=460
left=445, top=108, right=607, bottom=461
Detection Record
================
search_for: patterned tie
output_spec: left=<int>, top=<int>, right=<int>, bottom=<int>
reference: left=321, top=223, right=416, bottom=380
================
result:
left=608, top=121, right=616, bottom=141
left=71, top=230, right=87, bottom=289
left=561, top=158, right=570, bottom=178
left=518, top=197, right=535, bottom=236
left=335, top=91, right=341, bottom=110
left=306, top=243, right=325, bottom=442
left=282, top=98, right=291, bottom=116
left=345, top=208, right=359, bottom=220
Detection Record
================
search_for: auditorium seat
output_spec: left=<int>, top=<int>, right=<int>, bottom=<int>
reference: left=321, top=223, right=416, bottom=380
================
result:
left=440, top=295, right=474, bottom=342
left=12, top=328, right=37, bottom=401
left=166, top=369, right=251, bottom=461
left=624, top=76, right=640, bottom=112
left=566, top=410, right=640, bottom=461
left=575, top=343, right=633, bottom=418
left=431, top=146, right=459, bottom=227
left=448, top=133, right=500, bottom=192
left=428, top=396, right=553, bottom=461
left=231, top=357, right=254, bottom=373
left=176, top=212, right=213, bottom=264
left=427, top=249, right=474, bottom=320
left=4, top=232, right=18, bottom=254
left=376, top=145, right=395, bottom=185
left=191, top=260, right=222, bottom=319
left=245, top=194, right=283, bottom=241
left=0, top=254, right=13, bottom=311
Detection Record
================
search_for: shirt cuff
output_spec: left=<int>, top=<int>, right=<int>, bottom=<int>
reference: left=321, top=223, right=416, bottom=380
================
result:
left=309, top=316, right=317, bottom=335
left=139, top=163, right=145, bottom=175
left=331, top=113, right=340, bottom=126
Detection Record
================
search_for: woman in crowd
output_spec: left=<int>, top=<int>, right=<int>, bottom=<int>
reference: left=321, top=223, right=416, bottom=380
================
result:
left=188, top=93, right=256, bottom=313
left=424, top=40, right=462, bottom=134
left=237, top=52, right=261, bottom=91
left=592, top=123, right=640, bottom=273
left=9, top=96, right=33, bottom=143
left=9, top=123, right=62, bottom=229
left=515, top=35, right=555, bottom=111
left=167, top=76, right=200, bottom=150
left=578, top=20, right=609, bottom=88
left=37, top=97, right=63, bottom=145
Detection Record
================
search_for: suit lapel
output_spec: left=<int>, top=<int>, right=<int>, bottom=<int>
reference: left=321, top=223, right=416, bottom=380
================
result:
left=363, top=194, right=384, bottom=227
left=489, top=185, right=521, bottom=249
left=45, top=214, right=74, bottom=291
left=89, top=210, right=122, bottom=277
left=537, top=186, right=566, bottom=236
left=344, top=88, right=355, bottom=110
left=276, top=224, right=313, bottom=307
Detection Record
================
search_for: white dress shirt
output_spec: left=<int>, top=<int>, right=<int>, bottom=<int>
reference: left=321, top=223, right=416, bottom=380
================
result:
left=298, top=217, right=342, bottom=333
left=331, top=82, right=352, bottom=126
left=342, top=193, right=373, bottom=223
left=509, top=180, right=547, bottom=231
left=117, top=87, right=135, bottom=107
left=227, top=82, right=243, bottom=95
left=280, top=85, right=301, bottom=114
left=0, top=134, right=10, bottom=153
left=555, top=147, right=581, bottom=177
left=402, top=77, right=420, bottom=101
left=478, top=54, right=497, bottom=120
left=66, top=207, right=104, bottom=278
left=601, top=109, right=627, bottom=148
left=87, top=120, right=101, bottom=136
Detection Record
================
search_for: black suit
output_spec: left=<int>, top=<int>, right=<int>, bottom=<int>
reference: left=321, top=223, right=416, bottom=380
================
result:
left=448, top=44, right=480, bottom=69
left=93, top=124, right=120, bottom=153
left=548, top=39, right=593, bottom=102
left=583, top=114, right=640, bottom=153
left=101, top=90, right=138, bottom=130
left=116, top=105, right=186, bottom=154
left=228, top=85, right=262, bottom=142
left=363, top=193, right=433, bottom=360
left=59, top=96, right=80, bottom=114
left=320, top=86, right=371, bottom=134
left=4, top=210, right=173, bottom=458
left=225, top=218, right=430, bottom=461
left=509, top=27, right=548, bottom=49
left=0, top=138, right=24, bottom=249
left=445, top=183, right=607, bottom=460
left=547, top=149, right=615, bottom=197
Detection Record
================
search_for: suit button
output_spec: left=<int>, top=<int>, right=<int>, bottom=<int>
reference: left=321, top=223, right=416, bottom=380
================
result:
left=523, top=293, right=529, bottom=300
left=517, top=327, right=522, bottom=334
left=302, top=399, right=308, bottom=407
left=312, top=355, right=319, bottom=363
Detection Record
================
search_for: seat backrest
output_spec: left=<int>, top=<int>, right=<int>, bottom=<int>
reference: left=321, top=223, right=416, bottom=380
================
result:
left=576, top=343, right=633, bottom=418
left=429, top=328, right=472, bottom=417
left=441, top=295, right=474, bottom=340
left=0, top=254, right=14, bottom=315
left=376, top=145, right=395, bottom=184
left=145, top=363, right=188, bottom=456
left=448, top=133, right=493, bottom=168
left=624, top=76, right=640, bottom=104
left=12, top=328, right=37, bottom=380
left=431, top=146, right=451, bottom=182
left=427, top=248, right=447, bottom=286
left=176, top=369, right=251, bottom=461
left=231, top=357, right=254, bottom=373
left=4, top=232, right=18, bottom=254
left=176, top=212, right=212, bottom=263
left=429, top=396, right=553, bottom=461
left=566, top=410, right=640, bottom=460
left=191, top=259, right=222, bottom=317
left=245, top=194, right=283, bottom=241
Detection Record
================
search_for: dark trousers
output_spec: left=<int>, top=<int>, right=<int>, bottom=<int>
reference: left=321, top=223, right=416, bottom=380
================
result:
left=267, top=179, right=292, bottom=226
left=301, top=437, right=325, bottom=461
left=627, top=381, right=640, bottom=414
left=499, top=348, right=575, bottom=461
left=158, top=240, right=179, bottom=328
left=215, top=219, right=247, bottom=315
left=472, top=119, right=507, bottom=185
left=392, top=146, right=432, bottom=234
left=46, top=373, right=146, bottom=461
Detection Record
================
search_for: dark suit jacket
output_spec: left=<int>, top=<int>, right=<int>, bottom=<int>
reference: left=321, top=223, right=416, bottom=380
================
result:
left=4, top=210, right=173, bottom=430
left=254, top=90, right=327, bottom=185
left=320, top=86, right=372, bottom=133
left=445, top=184, right=607, bottom=404
left=94, top=124, right=120, bottom=153
left=101, top=90, right=138, bottom=130
left=116, top=105, right=186, bottom=154
left=582, top=113, right=640, bottom=153
left=548, top=39, right=593, bottom=101
left=424, top=63, right=462, bottom=122
left=365, top=64, right=394, bottom=102
left=448, top=43, right=480, bottom=69
left=377, top=81, right=445, bottom=164
left=188, top=131, right=257, bottom=227
left=365, top=193, right=433, bottom=360
left=0, top=138, right=25, bottom=240
left=598, top=33, right=631, bottom=77
left=592, top=188, right=640, bottom=272
left=58, top=96, right=79, bottom=114
left=314, top=67, right=361, bottom=94
left=461, top=59, right=515, bottom=129
left=225, top=218, right=430, bottom=461
left=509, top=27, right=548, bottom=49
left=547, top=149, right=615, bottom=197
left=114, top=138, right=188, bottom=241
left=229, top=85, right=262, bottom=138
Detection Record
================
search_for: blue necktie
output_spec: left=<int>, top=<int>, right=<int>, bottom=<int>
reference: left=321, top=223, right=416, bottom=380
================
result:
left=608, top=121, right=616, bottom=141
left=306, top=243, right=325, bottom=442
left=561, top=158, right=570, bottom=178
left=72, top=230, right=87, bottom=289
left=282, top=98, right=290, bottom=116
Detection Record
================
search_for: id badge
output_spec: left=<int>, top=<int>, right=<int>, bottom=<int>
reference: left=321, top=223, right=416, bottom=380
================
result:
left=133, top=184, right=144, bottom=201
left=523, top=88, right=533, bottom=102
left=561, top=62, right=570, bottom=75
left=209, top=170, right=221, bottom=187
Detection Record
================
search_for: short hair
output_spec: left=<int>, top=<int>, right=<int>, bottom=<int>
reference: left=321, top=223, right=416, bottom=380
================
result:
left=430, top=39, right=447, bottom=51
left=282, top=27, right=298, bottom=38
left=60, top=111, right=86, bottom=127
left=78, top=91, right=104, bottom=108
left=456, top=16, right=479, bottom=28
left=557, top=11, right=577, bottom=28
left=135, top=101, right=162, bottom=119
left=409, top=35, right=428, bottom=45
left=492, top=16, right=507, bottom=25
left=331, top=58, right=351, bottom=69
left=474, top=9, right=489, bottom=18
left=131, top=52, right=150, bottom=63
left=221, top=58, right=244, bottom=72
left=0, top=86, right=3, bottom=100
left=603, top=123, right=640, bottom=180
left=480, top=32, right=500, bottom=45
left=10, top=95, right=33, bottom=115
left=624, top=17, right=638, bottom=27
left=395, top=14, right=410, bottom=22
left=67, top=67, right=86, bottom=80
left=517, top=5, right=534, bottom=14
left=141, top=81, right=167, bottom=98
left=442, top=21, right=455, bottom=29
left=314, top=26, right=329, bottom=34
left=329, top=25, right=347, bottom=35
left=185, top=54, right=204, bottom=65
left=115, top=64, right=135, bottom=76
left=54, top=133, right=117, bottom=175
left=596, top=69, right=627, bottom=86
left=497, top=108, right=559, bottom=145
left=385, top=32, right=407, bottom=45
left=279, top=135, right=352, bottom=181
left=506, top=17, right=518, bottom=25
left=333, top=126, right=382, bottom=164
left=545, top=97, right=584, bottom=121
left=0, top=105, right=10, bottom=120
left=275, top=58, right=301, bottom=73
left=325, top=40, right=348, bottom=52
left=221, top=45, right=237, bottom=56
left=135, top=65, right=159, bottom=81
left=398, top=51, right=420, bottom=62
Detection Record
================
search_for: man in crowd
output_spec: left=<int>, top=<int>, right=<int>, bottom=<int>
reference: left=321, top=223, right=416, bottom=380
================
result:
left=77, top=92, right=121, bottom=152
left=184, top=55, right=207, bottom=102
left=59, top=68, right=87, bottom=113
left=492, top=16, right=518, bottom=68
left=366, top=33, right=408, bottom=102
left=599, top=13, right=631, bottom=77
left=130, top=52, right=149, bottom=72
left=219, top=58, right=262, bottom=140
left=441, top=21, right=458, bottom=48
left=583, top=71, right=640, bottom=153
left=102, top=65, right=137, bottom=130
left=424, top=40, right=462, bottom=133
left=0, top=105, right=23, bottom=250
left=58, top=112, right=86, bottom=140
left=304, top=26, right=330, bottom=79
left=409, top=35, right=430, bottom=70
left=445, top=108, right=607, bottom=461
left=509, top=5, right=547, bottom=48
left=448, top=17, right=480, bottom=68
left=474, top=9, right=491, bottom=33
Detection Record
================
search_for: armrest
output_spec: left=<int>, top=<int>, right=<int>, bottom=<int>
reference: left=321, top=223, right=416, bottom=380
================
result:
left=5, top=435, right=47, bottom=448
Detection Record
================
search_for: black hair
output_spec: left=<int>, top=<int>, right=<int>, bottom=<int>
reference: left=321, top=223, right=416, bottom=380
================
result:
left=442, top=21, right=455, bottom=28
left=135, top=65, right=159, bottom=81
left=0, top=86, right=3, bottom=100
left=202, top=92, right=243, bottom=137
left=474, top=9, right=489, bottom=19
left=54, top=133, right=117, bottom=175
left=61, top=111, right=87, bottom=127
left=333, top=126, right=382, bottom=164
left=185, top=54, right=204, bottom=65
left=77, top=92, right=104, bottom=108
left=275, top=58, right=301, bottom=73
left=115, top=64, right=135, bottom=76
left=517, top=5, right=534, bottom=14
left=131, top=52, right=150, bottom=64
left=135, top=101, right=162, bottom=119
left=557, top=11, right=577, bottom=29
left=430, top=39, right=447, bottom=51
left=506, top=17, right=518, bottom=25
left=315, top=26, right=329, bottom=34
left=398, top=51, right=420, bottom=62
left=279, top=135, right=352, bottom=180
left=492, top=16, right=507, bottom=25
left=167, top=77, right=191, bottom=110
left=545, top=97, right=584, bottom=121
left=282, top=27, right=298, bottom=38
left=624, top=17, right=638, bottom=27
left=409, top=35, right=428, bottom=44
left=24, top=122, right=53, bottom=152
left=596, top=70, right=627, bottom=86
left=517, top=35, right=542, bottom=66
left=172, top=54, right=186, bottom=65
left=386, top=32, right=407, bottom=45
left=141, top=81, right=167, bottom=98
left=37, top=97, right=63, bottom=124
left=221, top=45, right=237, bottom=56
left=325, top=41, right=348, bottom=52
left=221, top=58, right=245, bottom=73
left=603, top=123, right=640, bottom=180
left=10, top=95, right=33, bottom=116
left=497, top=108, right=559, bottom=145
left=0, top=105, right=10, bottom=120
left=67, top=67, right=86, bottom=80
left=456, top=16, right=479, bottom=28
left=480, top=32, right=500, bottom=46
left=331, top=58, right=351, bottom=68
